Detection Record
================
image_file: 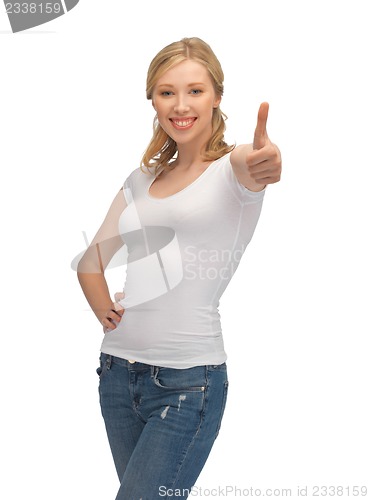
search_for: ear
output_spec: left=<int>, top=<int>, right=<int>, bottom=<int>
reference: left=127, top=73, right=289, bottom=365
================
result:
left=152, top=100, right=156, bottom=111
left=213, top=95, right=222, bottom=109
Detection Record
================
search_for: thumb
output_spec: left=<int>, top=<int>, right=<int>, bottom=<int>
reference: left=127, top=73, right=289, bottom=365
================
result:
left=253, top=102, right=269, bottom=150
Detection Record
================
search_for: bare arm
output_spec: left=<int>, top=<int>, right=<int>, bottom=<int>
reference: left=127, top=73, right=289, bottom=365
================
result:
left=77, top=188, right=127, bottom=330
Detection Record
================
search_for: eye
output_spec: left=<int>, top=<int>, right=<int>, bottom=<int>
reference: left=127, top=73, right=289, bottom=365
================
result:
left=161, top=91, right=173, bottom=96
left=190, top=89, right=203, bottom=95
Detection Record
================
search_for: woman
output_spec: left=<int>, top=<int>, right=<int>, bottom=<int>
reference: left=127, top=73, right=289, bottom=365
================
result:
left=77, top=37, right=281, bottom=499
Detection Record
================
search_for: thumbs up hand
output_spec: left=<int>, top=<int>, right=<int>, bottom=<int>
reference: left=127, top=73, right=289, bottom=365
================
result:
left=230, top=102, right=282, bottom=192
left=249, top=102, right=282, bottom=187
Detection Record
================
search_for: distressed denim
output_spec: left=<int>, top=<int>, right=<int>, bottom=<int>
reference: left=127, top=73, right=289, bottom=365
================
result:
left=97, top=353, right=228, bottom=499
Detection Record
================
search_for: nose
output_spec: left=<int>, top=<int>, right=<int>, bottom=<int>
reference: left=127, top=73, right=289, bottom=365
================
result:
left=173, top=93, right=190, bottom=114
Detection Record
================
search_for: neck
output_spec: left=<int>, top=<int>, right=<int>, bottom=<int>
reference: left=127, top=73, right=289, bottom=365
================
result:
left=174, top=144, right=208, bottom=170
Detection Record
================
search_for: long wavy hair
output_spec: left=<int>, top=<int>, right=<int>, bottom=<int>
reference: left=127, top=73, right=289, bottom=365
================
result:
left=141, top=37, right=235, bottom=176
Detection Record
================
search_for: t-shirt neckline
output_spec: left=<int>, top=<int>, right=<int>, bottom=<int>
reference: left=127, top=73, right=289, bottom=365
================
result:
left=145, top=154, right=226, bottom=202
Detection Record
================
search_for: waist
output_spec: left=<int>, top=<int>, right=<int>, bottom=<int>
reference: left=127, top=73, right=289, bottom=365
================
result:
left=100, top=327, right=226, bottom=369
left=100, top=351, right=227, bottom=373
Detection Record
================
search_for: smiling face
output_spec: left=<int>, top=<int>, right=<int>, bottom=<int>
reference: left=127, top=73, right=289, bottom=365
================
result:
left=152, top=59, right=221, bottom=152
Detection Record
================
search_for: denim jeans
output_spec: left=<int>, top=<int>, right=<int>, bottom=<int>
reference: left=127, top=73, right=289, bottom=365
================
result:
left=96, top=353, right=228, bottom=499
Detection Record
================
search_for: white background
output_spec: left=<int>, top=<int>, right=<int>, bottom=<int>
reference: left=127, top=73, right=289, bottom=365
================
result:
left=1, top=1, right=368, bottom=498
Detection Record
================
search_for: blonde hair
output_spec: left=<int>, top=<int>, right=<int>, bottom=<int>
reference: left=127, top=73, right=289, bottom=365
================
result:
left=141, top=37, right=234, bottom=176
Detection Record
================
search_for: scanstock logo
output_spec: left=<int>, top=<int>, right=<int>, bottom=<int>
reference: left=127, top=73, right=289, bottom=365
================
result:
left=4, top=1, right=79, bottom=33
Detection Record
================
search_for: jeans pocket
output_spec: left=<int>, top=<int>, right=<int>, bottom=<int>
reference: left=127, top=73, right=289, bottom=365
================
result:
left=96, top=353, right=111, bottom=378
left=207, top=362, right=227, bottom=372
left=152, top=366, right=206, bottom=392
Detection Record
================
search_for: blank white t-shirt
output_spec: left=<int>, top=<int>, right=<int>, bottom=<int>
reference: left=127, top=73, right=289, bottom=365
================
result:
left=100, top=152, right=265, bottom=368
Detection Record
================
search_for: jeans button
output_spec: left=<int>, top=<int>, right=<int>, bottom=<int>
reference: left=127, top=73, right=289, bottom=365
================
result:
left=128, top=359, right=136, bottom=364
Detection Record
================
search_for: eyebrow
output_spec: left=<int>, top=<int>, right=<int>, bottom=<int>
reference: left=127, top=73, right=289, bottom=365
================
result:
left=156, top=82, right=206, bottom=88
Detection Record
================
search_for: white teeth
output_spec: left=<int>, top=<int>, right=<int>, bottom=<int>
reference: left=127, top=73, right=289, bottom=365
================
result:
left=173, top=119, right=194, bottom=127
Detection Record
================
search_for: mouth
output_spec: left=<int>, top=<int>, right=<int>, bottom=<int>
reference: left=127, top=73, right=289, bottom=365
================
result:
left=170, top=117, right=197, bottom=130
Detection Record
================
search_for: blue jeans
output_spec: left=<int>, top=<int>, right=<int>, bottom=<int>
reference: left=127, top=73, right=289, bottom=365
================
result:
left=97, top=353, right=229, bottom=499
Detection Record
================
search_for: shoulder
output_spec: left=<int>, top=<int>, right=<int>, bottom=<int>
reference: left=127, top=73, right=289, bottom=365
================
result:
left=121, top=166, right=154, bottom=188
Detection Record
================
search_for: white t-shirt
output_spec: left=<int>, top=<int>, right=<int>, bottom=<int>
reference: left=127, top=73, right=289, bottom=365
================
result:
left=100, top=152, right=265, bottom=368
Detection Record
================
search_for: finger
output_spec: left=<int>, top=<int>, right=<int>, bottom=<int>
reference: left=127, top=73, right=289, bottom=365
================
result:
left=249, top=162, right=281, bottom=183
left=247, top=150, right=270, bottom=167
left=253, top=102, right=269, bottom=150
left=102, top=309, right=122, bottom=329
left=247, top=143, right=276, bottom=167
left=253, top=174, right=280, bottom=185
left=249, top=161, right=275, bottom=175
left=108, top=308, right=123, bottom=321
left=102, top=317, right=117, bottom=330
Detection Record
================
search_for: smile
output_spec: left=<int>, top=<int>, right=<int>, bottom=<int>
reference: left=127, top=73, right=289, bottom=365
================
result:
left=170, top=118, right=197, bottom=130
